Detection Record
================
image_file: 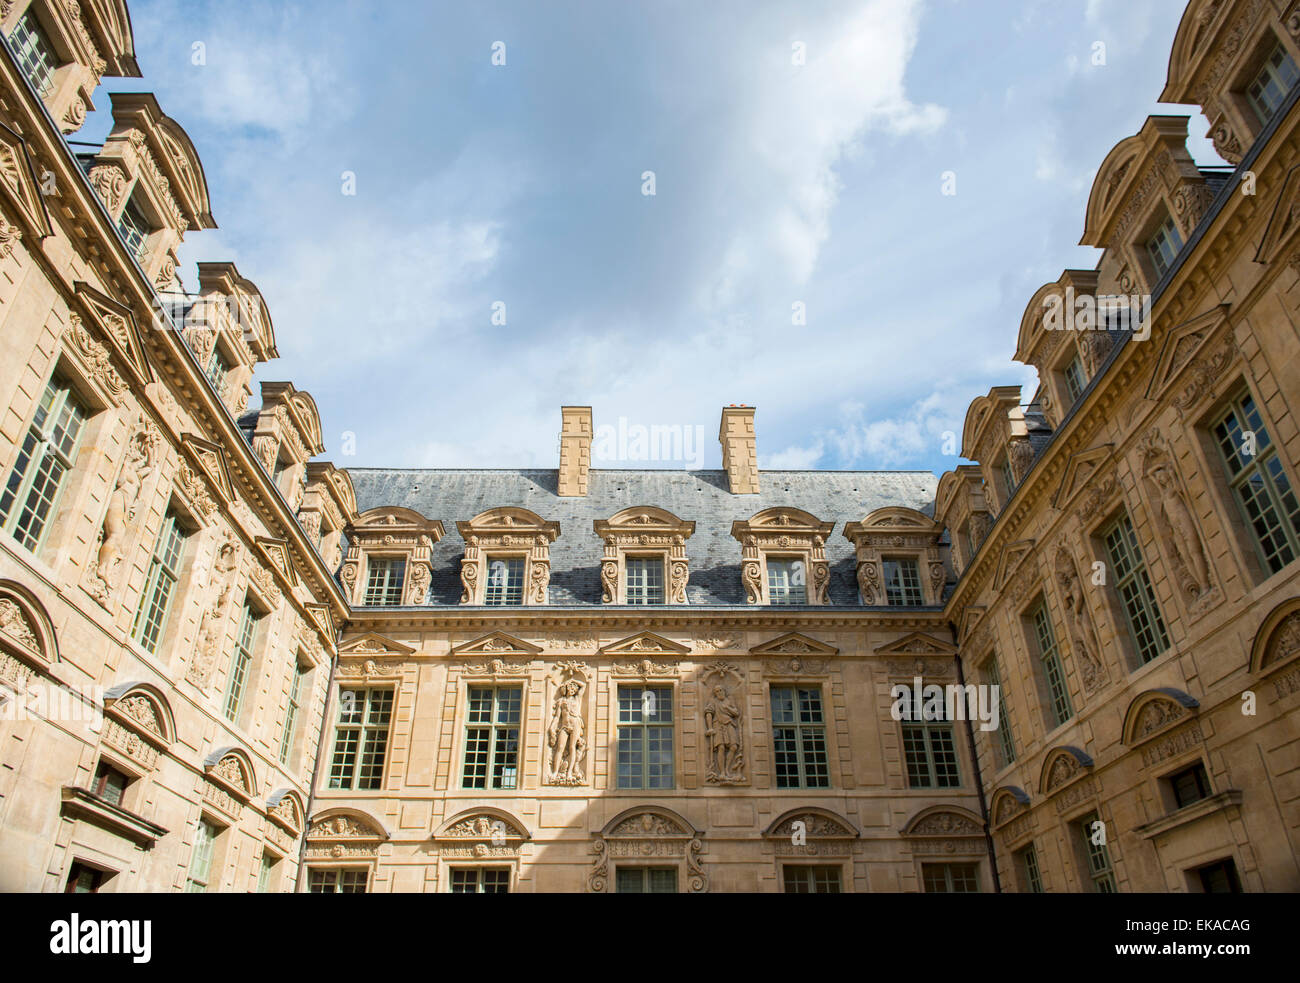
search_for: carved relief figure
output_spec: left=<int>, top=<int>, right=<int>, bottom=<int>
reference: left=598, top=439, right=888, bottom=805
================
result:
left=703, top=683, right=745, bottom=784
left=546, top=676, right=587, bottom=784
left=188, top=538, right=241, bottom=686
left=88, top=420, right=162, bottom=603
left=1054, top=547, right=1106, bottom=692
left=1140, top=430, right=1215, bottom=610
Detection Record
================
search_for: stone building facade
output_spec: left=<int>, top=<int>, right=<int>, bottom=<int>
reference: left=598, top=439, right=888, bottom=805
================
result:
left=0, top=0, right=1297, bottom=893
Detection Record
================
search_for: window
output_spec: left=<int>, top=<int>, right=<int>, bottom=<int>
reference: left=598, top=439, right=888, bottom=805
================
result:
left=64, top=863, right=105, bottom=894
left=462, top=686, right=521, bottom=789
left=1000, top=455, right=1017, bottom=498
left=1145, top=214, right=1183, bottom=279
left=922, top=863, right=978, bottom=893
left=222, top=601, right=260, bottom=721
left=449, top=868, right=511, bottom=893
left=883, top=556, right=923, bottom=605
left=766, top=557, right=806, bottom=605
left=1063, top=354, right=1087, bottom=403
left=204, top=346, right=230, bottom=398
left=901, top=692, right=960, bottom=789
left=1168, top=761, right=1212, bottom=809
left=483, top=557, right=525, bottom=605
left=1076, top=812, right=1116, bottom=893
left=132, top=510, right=188, bottom=653
left=256, top=854, right=278, bottom=893
left=10, top=9, right=59, bottom=96
left=1247, top=40, right=1300, bottom=124
left=616, top=685, right=674, bottom=789
left=362, top=557, right=405, bottom=606
left=770, top=686, right=829, bottom=788
left=1028, top=599, right=1072, bottom=728
left=624, top=556, right=665, bottom=605
left=308, top=869, right=368, bottom=893
left=91, top=761, right=130, bottom=807
left=328, top=688, right=393, bottom=790
left=615, top=867, right=677, bottom=894
left=1213, top=390, right=1300, bottom=573
left=0, top=375, right=88, bottom=551
left=117, top=194, right=152, bottom=262
left=1195, top=859, right=1241, bottom=894
left=783, top=866, right=842, bottom=893
left=1103, top=513, right=1169, bottom=665
left=185, top=819, right=218, bottom=893
left=279, top=661, right=309, bottom=765
left=1017, top=844, right=1044, bottom=894
left=983, top=655, right=1015, bottom=768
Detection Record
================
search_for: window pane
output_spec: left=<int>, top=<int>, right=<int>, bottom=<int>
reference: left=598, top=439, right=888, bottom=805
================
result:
left=1103, top=514, right=1169, bottom=665
left=1030, top=600, right=1072, bottom=726
left=484, top=557, right=525, bottom=605
left=625, top=556, right=665, bottom=604
left=11, top=11, right=59, bottom=96
left=363, top=558, right=406, bottom=606
left=883, top=557, right=924, bottom=605
left=767, top=558, right=807, bottom=605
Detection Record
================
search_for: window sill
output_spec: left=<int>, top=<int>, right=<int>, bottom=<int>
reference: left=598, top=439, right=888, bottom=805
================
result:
left=60, top=786, right=169, bottom=848
left=1135, top=789, right=1243, bottom=840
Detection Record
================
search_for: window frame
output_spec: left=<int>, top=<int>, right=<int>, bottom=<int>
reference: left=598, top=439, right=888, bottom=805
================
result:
left=221, top=597, right=263, bottom=723
left=1025, top=596, right=1073, bottom=730
left=1245, top=37, right=1300, bottom=124
left=482, top=554, right=527, bottom=607
left=307, top=868, right=369, bottom=893
left=623, top=554, right=666, bottom=605
left=781, top=864, right=843, bottom=894
left=185, top=816, right=223, bottom=893
left=881, top=555, right=925, bottom=606
left=131, top=507, right=191, bottom=654
left=327, top=687, right=394, bottom=791
left=769, top=684, right=830, bottom=789
left=1100, top=511, right=1170, bottom=667
left=448, top=867, right=513, bottom=893
left=765, top=555, right=809, bottom=606
left=10, top=7, right=64, bottom=97
left=615, top=683, right=676, bottom=791
left=1073, top=810, right=1117, bottom=893
left=460, top=684, right=524, bottom=790
left=361, top=555, right=407, bottom=607
left=920, top=862, right=979, bottom=893
left=1144, top=211, right=1184, bottom=281
left=614, top=866, right=679, bottom=894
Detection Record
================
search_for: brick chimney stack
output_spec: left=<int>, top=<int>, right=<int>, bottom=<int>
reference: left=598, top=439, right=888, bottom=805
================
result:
left=557, top=406, right=593, bottom=496
left=719, top=405, right=759, bottom=494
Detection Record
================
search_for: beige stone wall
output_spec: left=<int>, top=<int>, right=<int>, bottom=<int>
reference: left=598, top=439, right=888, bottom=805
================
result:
left=315, top=619, right=985, bottom=892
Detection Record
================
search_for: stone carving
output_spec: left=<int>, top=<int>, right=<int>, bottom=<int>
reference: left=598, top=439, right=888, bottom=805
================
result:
left=0, top=598, right=40, bottom=652
left=1044, top=751, right=1089, bottom=792
left=1173, top=181, right=1216, bottom=236
left=669, top=558, right=689, bottom=604
left=1139, top=429, right=1217, bottom=612
left=811, top=559, right=830, bottom=605
left=612, top=658, right=679, bottom=678
left=446, top=815, right=520, bottom=838
left=252, top=435, right=278, bottom=472
left=1078, top=470, right=1118, bottom=521
left=1054, top=547, right=1107, bottom=694
left=175, top=462, right=216, bottom=517
left=612, top=812, right=685, bottom=837
left=545, top=664, right=588, bottom=785
left=1263, top=612, right=1300, bottom=669
left=308, top=815, right=376, bottom=838
left=1210, top=119, right=1243, bottom=166
left=1007, top=436, right=1035, bottom=485
left=764, top=657, right=828, bottom=676
left=1079, top=327, right=1114, bottom=377
left=1140, top=723, right=1204, bottom=767
left=910, top=811, right=982, bottom=836
left=741, top=557, right=762, bottom=604
left=1135, top=697, right=1188, bottom=737
left=857, top=560, right=879, bottom=604
left=115, top=694, right=163, bottom=738
left=458, top=559, right=477, bottom=604
left=529, top=558, right=549, bottom=604
left=212, top=754, right=249, bottom=792
left=694, top=632, right=741, bottom=650
left=993, top=793, right=1027, bottom=826
left=464, top=657, right=528, bottom=676
left=87, top=417, right=162, bottom=605
left=407, top=562, right=429, bottom=605
left=66, top=315, right=126, bottom=400
left=1172, top=341, right=1235, bottom=412
left=702, top=678, right=745, bottom=785
left=600, top=556, right=618, bottom=604
left=0, top=217, right=21, bottom=258
left=88, top=162, right=127, bottom=212
left=547, top=633, right=599, bottom=651
left=187, top=536, right=241, bottom=687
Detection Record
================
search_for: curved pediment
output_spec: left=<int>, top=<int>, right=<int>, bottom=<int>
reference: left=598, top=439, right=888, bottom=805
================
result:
left=1081, top=135, right=1143, bottom=247
left=594, top=505, right=694, bottom=541
left=902, top=805, right=984, bottom=837
left=1249, top=599, right=1300, bottom=675
left=266, top=790, right=305, bottom=833
left=0, top=580, right=58, bottom=668
left=1038, top=746, right=1094, bottom=795
left=764, top=807, right=858, bottom=839
left=1159, top=0, right=1231, bottom=104
left=602, top=806, right=698, bottom=838
left=1015, top=270, right=1099, bottom=365
left=1122, top=688, right=1200, bottom=745
left=103, top=682, right=175, bottom=744
left=990, top=786, right=1032, bottom=828
left=436, top=808, right=530, bottom=840
left=307, top=808, right=389, bottom=840
left=204, top=748, right=256, bottom=797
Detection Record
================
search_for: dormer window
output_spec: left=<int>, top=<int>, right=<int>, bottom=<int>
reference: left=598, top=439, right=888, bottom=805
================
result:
left=1063, top=354, right=1087, bottom=403
left=1247, top=40, right=1299, bottom=124
left=1145, top=214, right=1182, bottom=279
left=363, top=557, right=406, bottom=607
left=117, top=194, right=153, bottom=262
left=204, top=345, right=230, bottom=397
left=883, top=557, right=924, bottom=606
left=10, top=9, right=60, bottom=96
left=483, top=557, right=525, bottom=606
left=766, top=558, right=807, bottom=605
left=625, top=556, right=665, bottom=605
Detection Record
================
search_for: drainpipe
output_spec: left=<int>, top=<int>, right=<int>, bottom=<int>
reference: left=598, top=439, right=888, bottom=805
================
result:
left=294, top=629, right=341, bottom=893
left=953, top=623, right=1001, bottom=893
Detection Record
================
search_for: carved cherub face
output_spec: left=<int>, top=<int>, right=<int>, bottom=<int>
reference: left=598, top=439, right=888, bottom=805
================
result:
left=712, top=685, right=727, bottom=699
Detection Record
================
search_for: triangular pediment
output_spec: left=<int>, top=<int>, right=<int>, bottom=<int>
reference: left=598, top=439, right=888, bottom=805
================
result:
left=749, top=631, right=838, bottom=656
left=959, top=606, right=986, bottom=643
left=255, top=536, right=298, bottom=587
left=874, top=631, right=957, bottom=656
left=994, top=540, right=1036, bottom=590
left=0, top=123, right=53, bottom=240
left=304, top=603, right=335, bottom=642
left=599, top=631, right=691, bottom=656
left=451, top=632, right=543, bottom=656
left=1052, top=444, right=1114, bottom=510
left=180, top=433, right=235, bottom=503
left=339, top=632, right=415, bottom=657
left=1144, top=307, right=1231, bottom=403
left=73, top=281, right=152, bottom=388
left=1255, top=164, right=1300, bottom=266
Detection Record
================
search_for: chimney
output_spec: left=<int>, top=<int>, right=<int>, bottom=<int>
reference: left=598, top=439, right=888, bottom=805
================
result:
left=719, top=405, right=759, bottom=494
left=557, top=406, right=593, bottom=496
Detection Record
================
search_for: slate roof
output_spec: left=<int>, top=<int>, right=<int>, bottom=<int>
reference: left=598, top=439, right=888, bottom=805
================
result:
left=346, top=468, right=941, bottom=607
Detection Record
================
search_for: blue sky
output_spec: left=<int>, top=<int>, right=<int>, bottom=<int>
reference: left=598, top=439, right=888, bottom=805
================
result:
left=81, top=0, right=1219, bottom=476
